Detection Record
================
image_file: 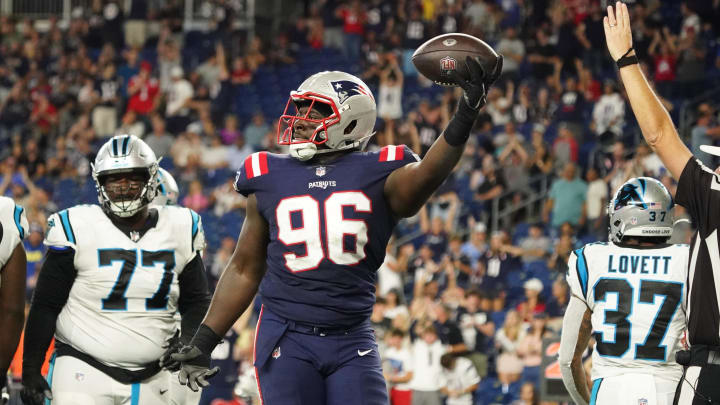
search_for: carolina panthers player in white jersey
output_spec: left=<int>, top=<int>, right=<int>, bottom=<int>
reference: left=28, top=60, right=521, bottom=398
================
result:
left=152, top=168, right=203, bottom=405
left=0, top=196, right=27, bottom=399
left=559, top=177, right=688, bottom=405
left=21, top=135, right=211, bottom=405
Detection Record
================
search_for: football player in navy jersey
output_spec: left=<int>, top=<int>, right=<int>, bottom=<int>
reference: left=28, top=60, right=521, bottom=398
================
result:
left=173, top=56, right=502, bottom=405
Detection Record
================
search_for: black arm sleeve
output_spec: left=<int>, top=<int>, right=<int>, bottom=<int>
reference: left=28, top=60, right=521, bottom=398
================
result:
left=23, top=249, right=76, bottom=376
left=676, top=156, right=716, bottom=236
left=178, top=253, right=212, bottom=344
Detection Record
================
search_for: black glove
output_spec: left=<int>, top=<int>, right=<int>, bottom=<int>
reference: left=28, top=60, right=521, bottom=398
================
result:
left=170, top=346, right=220, bottom=392
left=159, top=330, right=183, bottom=372
left=448, top=55, right=504, bottom=110
left=20, top=373, right=52, bottom=405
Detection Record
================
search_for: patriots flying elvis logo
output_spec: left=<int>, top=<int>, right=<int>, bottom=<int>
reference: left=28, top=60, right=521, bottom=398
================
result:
left=330, top=80, right=371, bottom=104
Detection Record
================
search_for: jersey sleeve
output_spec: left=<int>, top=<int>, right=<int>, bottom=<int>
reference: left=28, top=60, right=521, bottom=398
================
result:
left=376, top=145, right=420, bottom=172
left=0, top=202, right=28, bottom=267
left=566, top=246, right=589, bottom=304
left=234, top=151, right=270, bottom=196
left=676, top=157, right=719, bottom=235
left=44, top=210, right=77, bottom=251
left=189, top=209, right=206, bottom=253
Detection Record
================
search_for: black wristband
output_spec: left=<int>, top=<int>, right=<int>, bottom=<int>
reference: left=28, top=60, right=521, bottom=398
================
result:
left=616, top=47, right=639, bottom=69
left=191, top=324, right=223, bottom=355
left=443, top=98, right=478, bottom=146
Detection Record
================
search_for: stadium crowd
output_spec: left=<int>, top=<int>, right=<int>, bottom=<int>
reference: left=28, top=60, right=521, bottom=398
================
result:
left=2, top=0, right=720, bottom=404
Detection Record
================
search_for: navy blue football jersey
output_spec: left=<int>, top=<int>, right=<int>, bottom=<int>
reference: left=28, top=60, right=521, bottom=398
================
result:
left=235, top=145, right=419, bottom=327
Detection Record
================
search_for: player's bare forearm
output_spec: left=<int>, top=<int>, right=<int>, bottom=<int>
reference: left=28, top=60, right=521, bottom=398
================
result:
left=604, top=2, right=690, bottom=180
left=0, top=244, right=26, bottom=374
left=202, top=195, right=268, bottom=337
left=385, top=136, right=464, bottom=217
left=559, top=297, right=593, bottom=405
left=570, top=308, right=593, bottom=403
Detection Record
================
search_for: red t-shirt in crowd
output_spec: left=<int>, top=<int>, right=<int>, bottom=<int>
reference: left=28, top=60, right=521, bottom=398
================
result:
left=654, top=55, right=676, bottom=82
left=127, top=76, right=160, bottom=115
left=340, top=8, right=365, bottom=35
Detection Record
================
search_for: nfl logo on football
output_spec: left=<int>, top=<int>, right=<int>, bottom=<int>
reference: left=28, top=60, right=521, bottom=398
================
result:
left=440, top=56, right=456, bottom=72
left=316, top=167, right=326, bottom=177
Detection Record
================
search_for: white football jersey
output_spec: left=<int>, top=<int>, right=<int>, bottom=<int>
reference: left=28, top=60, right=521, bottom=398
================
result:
left=566, top=242, right=688, bottom=381
left=45, top=204, right=206, bottom=369
left=0, top=196, right=28, bottom=283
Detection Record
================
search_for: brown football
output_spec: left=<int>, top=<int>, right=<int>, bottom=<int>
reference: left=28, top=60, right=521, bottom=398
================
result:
left=412, top=33, right=500, bottom=86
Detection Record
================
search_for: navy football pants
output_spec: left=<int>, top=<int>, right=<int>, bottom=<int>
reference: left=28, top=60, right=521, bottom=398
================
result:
left=253, top=306, right=389, bottom=405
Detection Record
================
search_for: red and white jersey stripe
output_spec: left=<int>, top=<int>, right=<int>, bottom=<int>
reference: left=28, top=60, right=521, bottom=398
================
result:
left=244, top=152, right=269, bottom=179
left=379, top=145, right=405, bottom=162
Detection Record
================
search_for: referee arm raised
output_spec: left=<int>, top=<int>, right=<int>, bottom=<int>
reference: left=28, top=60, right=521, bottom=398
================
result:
left=604, top=2, right=720, bottom=404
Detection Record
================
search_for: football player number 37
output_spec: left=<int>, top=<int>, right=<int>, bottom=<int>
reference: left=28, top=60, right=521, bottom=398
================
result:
left=276, top=192, right=371, bottom=272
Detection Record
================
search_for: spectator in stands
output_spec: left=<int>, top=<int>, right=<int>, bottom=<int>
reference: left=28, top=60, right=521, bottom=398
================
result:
left=92, top=63, right=120, bottom=137
left=416, top=100, right=448, bottom=156
left=676, top=26, right=707, bottom=97
left=439, top=353, right=480, bottom=405
left=382, top=114, right=421, bottom=154
left=319, top=0, right=344, bottom=51
left=478, top=231, right=519, bottom=293
left=196, top=46, right=223, bottom=97
left=526, top=125, right=553, bottom=177
left=337, top=0, right=366, bottom=63
left=494, top=121, right=525, bottom=154
left=0, top=83, right=30, bottom=145
left=201, top=135, right=229, bottom=170
left=244, top=111, right=270, bottom=151
left=691, top=103, right=720, bottom=167
left=592, top=80, right=625, bottom=140
left=115, top=109, right=145, bottom=138
left=400, top=7, right=428, bottom=77
left=165, top=66, right=194, bottom=135
left=529, top=87, right=556, bottom=127
left=512, top=382, right=539, bottom=405
left=507, top=223, right=551, bottom=264
left=648, top=27, right=678, bottom=97
left=230, top=57, right=253, bottom=85
left=552, top=123, right=579, bottom=169
left=144, top=115, right=173, bottom=158
left=547, top=233, right=574, bottom=274
left=461, top=222, right=488, bottom=268
left=384, top=328, right=414, bottom=405
left=635, top=142, right=665, bottom=178
left=526, top=29, right=558, bottom=82
left=210, top=236, right=236, bottom=281
left=435, top=2, right=464, bottom=35
left=486, top=84, right=513, bottom=126
left=409, top=325, right=444, bottom=405
left=554, top=77, right=585, bottom=133
left=604, top=141, right=643, bottom=193
left=126, top=61, right=159, bottom=117
left=182, top=179, right=210, bottom=213
left=516, top=278, right=546, bottom=322
left=543, top=162, right=587, bottom=230
left=210, top=176, right=247, bottom=217
left=474, top=155, right=506, bottom=212
left=495, top=310, right=525, bottom=393
left=545, top=279, right=570, bottom=324
left=434, top=304, right=466, bottom=353
left=496, top=26, right=525, bottom=84
left=512, top=83, right=532, bottom=124
left=498, top=129, right=530, bottom=193
left=377, top=54, right=404, bottom=122
left=29, top=92, right=57, bottom=137
left=157, top=29, right=182, bottom=92
left=585, top=167, right=608, bottom=239
left=516, top=313, right=552, bottom=384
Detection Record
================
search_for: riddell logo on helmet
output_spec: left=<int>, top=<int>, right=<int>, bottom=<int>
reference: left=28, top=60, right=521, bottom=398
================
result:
left=440, top=56, right=457, bottom=72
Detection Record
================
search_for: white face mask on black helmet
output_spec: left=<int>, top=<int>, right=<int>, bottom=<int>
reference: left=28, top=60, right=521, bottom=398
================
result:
left=608, top=177, right=674, bottom=243
left=92, top=134, right=160, bottom=218
left=277, top=71, right=377, bottom=161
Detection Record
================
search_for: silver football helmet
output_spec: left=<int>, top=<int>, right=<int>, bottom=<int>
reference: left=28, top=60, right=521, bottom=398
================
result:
left=277, top=71, right=377, bottom=161
left=154, top=167, right=179, bottom=206
left=91, top=134, right=159, bottom=218
left=609, top=177, right=674, bottom=243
